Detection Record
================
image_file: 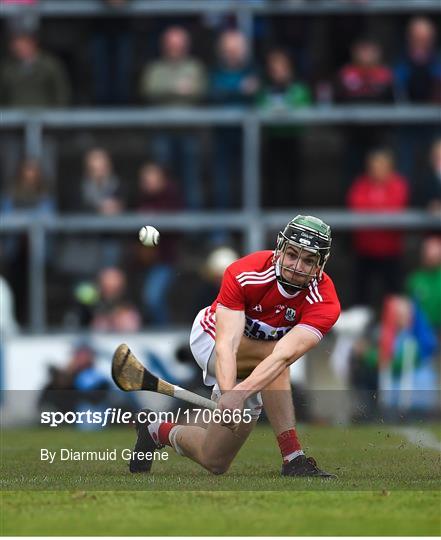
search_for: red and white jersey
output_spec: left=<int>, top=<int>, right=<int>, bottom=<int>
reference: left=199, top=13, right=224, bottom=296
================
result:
left=200, top=250, right=340, bottom=342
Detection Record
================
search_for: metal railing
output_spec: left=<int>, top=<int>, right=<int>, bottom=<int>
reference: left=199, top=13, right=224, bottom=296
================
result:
left=1, top=0, right=440, bottom=17
left=1, top=211, right=440, bottom=332
left=1, top=105, right=441, bottom=331
left=2, top=105, right=440, bottom=173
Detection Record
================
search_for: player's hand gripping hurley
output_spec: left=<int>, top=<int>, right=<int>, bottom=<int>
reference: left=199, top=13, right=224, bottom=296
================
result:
left=112, top=343, right=217, bottom=411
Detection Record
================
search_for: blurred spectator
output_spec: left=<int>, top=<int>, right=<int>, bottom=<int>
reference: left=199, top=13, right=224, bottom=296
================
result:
left=196, top=246, right=239, bottom=310
left=210, top=29, right=259, bottom=106
left=210, top=29, right=260, bottom=209
left=73, top=148, right=124, bottom=271
left=56, top=149, right=123, bottom=278
left=0, top=24, right=71, bottom=107
left=90, top=267, right=141, bottom=332
left=137, top=161, right=182, bottom=211
left=136, top=162, right=182, bottom=326
left=0, top=274, right=19, bottom=337
left=0, top=22, right=71, bottom=185
left=89, top=0, right=134, bottom=105
left=139, top=26, right=206, bottom=106
left=81, top=148, right=124, bottom=214
left=395, top=17, right=441, bottom=104
left=349, top=324, right=379, bottom=422
left=139, top=26, right=207, bottom=209
left=38, top=342, right=112, bottom=425
left=0, top=159, right=55, bottom=325
left=335, top=37, right=394, bottom=184
left=335, top=37, right=394, bottom=104
left=406, top=236, right=441, bottom=333
left=1, top=158, right=55, bottom=217
left=257, top=48, right=311, bottom=110
left=65, top=342, right=108, bottom=392
left=414, top=138, right=441, bottom=212
left=347, top=149, right=409, bottom=306
left=257, top=48, right=312, bottom=207
left=394, top=17, right=441, bottom=181
left=379, top=295, right=438, bottom=417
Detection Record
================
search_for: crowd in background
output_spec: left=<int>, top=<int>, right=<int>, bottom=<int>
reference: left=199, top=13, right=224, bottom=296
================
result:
left=0, top=2, right=440, bottom=420
left=0, top=8, right=440, bottom=328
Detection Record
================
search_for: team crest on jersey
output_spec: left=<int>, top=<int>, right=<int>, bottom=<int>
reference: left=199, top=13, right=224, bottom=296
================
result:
left=285, top=308, right=296, bottom=322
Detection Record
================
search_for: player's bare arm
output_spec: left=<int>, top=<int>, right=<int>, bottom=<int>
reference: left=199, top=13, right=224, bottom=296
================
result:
left=218, top=326, right=319, bottom=412
left=214, top=306, right=245, bottom=392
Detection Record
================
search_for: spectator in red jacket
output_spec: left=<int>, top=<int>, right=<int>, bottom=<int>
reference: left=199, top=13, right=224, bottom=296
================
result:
left=347, top=149, right=409, bottom=306
left=336, top=37, right=395, bottom=187
left=336, top=37, right=394, bottom=104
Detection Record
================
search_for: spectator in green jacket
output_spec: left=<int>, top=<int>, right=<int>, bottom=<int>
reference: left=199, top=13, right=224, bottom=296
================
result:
left=257, top=48, right=311, bottom=111
left=0, top=28, right=72, bottom=107
left=139, top=26, right=207, bottom=209
left=257, top=48, right=312, bottom=207
left=0, top=26, right=72, bottom=190
left=406, top=236, right=441, bottom=331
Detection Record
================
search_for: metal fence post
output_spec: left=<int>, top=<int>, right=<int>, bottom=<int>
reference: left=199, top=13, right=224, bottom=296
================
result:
left=242, top=114, right=263, bottom=253
left=28, top=220, right=46, bottom=332
left=25, top=121, right=43, bottom=159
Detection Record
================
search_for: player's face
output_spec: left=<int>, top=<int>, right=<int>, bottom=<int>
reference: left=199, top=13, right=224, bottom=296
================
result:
left=280, top=245, right=319, bottom=287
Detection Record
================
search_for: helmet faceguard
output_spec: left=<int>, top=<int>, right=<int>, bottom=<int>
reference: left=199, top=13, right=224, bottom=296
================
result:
left=274, top=215, right=332, bottom=290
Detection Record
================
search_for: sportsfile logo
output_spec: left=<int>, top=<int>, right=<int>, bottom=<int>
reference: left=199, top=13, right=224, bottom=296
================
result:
left=40, top=408, right=253, bottom=428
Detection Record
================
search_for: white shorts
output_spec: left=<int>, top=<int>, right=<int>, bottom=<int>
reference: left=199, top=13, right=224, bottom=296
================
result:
left=189, top=307, right=263, bottom=419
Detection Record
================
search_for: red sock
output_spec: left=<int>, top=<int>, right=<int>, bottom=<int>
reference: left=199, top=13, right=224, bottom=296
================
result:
left=158, top=422, right=176, bottom=446
left=277, top=428, right=303, bottom=463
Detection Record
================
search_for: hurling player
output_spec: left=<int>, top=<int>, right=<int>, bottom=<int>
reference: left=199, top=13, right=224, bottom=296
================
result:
left=130, top=215, right=341, bottom=477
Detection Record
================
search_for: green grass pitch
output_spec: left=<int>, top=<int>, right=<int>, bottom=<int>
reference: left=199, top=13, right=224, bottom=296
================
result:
left=1, top=424, right=440, bottom=536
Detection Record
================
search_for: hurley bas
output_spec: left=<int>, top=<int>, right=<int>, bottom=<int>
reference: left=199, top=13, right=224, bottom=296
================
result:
left=40, top=448, right=169, bottom=463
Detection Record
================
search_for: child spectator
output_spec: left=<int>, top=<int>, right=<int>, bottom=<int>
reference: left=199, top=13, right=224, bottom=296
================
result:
left=81, top=148, right=124, bottom=214
left=139, top=26, right=207, bottom=209
left=56, top=148, right=123, bottom=280
left=257, top=48, right=312, bottom=207
left=346, top=149, right=409, bottom=306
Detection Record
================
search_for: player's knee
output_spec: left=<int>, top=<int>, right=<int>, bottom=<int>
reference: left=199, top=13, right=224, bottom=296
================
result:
left=205, top=459, right=230, bottom=475
left=208, top=464, right=229, bottom=475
